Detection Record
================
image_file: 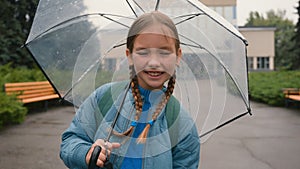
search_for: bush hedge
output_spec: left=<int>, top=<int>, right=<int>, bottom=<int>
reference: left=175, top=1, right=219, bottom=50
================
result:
left=0, top=63, right=113, bottom=128
left=249, top=71, right=300, bottom=106
left=0, top=63, right=46, bottom=128
left=0, top=92, right=27, bottom=127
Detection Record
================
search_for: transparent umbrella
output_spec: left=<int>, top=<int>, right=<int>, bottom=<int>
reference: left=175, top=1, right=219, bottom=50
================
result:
left=25, top=0, right=251, bottom=155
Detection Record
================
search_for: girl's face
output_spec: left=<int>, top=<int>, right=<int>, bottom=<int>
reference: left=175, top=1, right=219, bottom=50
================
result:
left=126, top=25, right=182, bottom=90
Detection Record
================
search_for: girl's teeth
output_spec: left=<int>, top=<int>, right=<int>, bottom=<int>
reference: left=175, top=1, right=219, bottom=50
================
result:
left=148, top=72, right=161, bottom=76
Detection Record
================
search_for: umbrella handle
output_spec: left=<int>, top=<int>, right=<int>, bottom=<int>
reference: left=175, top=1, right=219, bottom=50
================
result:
left=88, top=145, right=101, bottom=169
left=104, top=160, right=114, bottom=169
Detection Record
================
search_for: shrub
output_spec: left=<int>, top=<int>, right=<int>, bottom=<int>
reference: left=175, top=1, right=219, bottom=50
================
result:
left=249, top=71, right=300, bottom=106
left=0, top=63, right=46, bottom=89
left=0, top=63, right=45, bottom=128
left=0, top=92, right=27, bottom=128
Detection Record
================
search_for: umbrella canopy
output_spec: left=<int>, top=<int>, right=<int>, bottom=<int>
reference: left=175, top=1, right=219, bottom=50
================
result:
left=26, top=0, right=251, bottom=142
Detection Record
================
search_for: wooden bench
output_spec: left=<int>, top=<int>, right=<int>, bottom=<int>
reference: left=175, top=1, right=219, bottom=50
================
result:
left=4, top=81, right=60, bottom=110
left=282, top=88, right=300, bottom=107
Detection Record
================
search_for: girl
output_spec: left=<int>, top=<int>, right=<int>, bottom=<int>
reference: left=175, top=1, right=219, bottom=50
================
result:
left=60, top=11, right=200, bottom=169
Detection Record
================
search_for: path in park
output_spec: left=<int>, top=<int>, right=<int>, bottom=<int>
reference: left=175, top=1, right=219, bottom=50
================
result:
left=0, top=102, right=299, bottom=169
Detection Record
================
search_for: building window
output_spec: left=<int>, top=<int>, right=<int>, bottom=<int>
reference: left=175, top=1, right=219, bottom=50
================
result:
left=257, top=57, right=270, bottom=70
left=247, top=57, right=253, bottom=70
left=232, top=6, right=237, bottom=19
left=209, top=6, right=237, bottom=27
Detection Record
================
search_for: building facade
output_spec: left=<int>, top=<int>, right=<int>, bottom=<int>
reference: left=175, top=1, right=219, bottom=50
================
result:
left=201, top=0, right=237, bottom=27
left=200, top=0, right=276, bottom=71
left=239, top=27, right=276, bottom=71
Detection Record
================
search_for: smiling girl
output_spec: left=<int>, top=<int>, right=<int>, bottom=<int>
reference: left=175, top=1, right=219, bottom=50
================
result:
left=60, top=11, right=200, bottom=169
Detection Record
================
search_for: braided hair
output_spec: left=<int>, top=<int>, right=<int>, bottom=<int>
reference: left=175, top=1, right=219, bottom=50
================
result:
left=113, top=65, right=176, bottom=143
left=113, top=11, right=180, bottom=144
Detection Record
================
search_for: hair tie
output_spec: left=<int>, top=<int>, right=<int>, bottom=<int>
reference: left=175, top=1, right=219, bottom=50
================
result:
left=148, top=120, right=155, bottom=126
left=130, top=121, right=138, bottom=127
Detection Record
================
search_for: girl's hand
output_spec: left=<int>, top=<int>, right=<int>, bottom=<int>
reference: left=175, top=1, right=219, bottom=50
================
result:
left=86, top=139, right=121, bottom=167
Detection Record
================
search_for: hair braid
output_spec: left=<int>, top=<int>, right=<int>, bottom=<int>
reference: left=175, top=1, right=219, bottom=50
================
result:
left=136, top=76, right=176, bottom=144
left=112, top=66, right=144, bottom=137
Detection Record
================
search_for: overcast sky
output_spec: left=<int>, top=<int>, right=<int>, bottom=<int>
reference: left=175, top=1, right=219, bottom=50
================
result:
left=236, top=0, right=299, bottom=26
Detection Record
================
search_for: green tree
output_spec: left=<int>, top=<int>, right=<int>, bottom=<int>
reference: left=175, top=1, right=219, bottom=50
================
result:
left=291, top=1, right=300, bottom=70
left=245, top=10, right=296, bottom=70
left=0, top=0, right=39, bottom=68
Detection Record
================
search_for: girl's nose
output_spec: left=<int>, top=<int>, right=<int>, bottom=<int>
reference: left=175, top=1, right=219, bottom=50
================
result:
left=148, top=54, right=160, bottom=68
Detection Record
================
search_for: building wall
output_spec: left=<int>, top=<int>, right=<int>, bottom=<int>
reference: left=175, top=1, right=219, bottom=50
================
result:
left=239, top=28, right=275, bottom=57
left=200, top=0, right=237, bottom=27
left=200, top=0, right=236, bottom=6
left=239, top=28, right=275, bottom=70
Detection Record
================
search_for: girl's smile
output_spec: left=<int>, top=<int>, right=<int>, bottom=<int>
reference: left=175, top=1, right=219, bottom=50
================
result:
left=144, top=70, right=164, bottom=77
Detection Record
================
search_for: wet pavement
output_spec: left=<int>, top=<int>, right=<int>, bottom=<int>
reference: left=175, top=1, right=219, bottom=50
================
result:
left=0, top=101, right=299, bottom=169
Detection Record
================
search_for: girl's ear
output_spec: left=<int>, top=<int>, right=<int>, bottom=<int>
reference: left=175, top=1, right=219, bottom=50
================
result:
left=126, top=48, right=133, bottom=65
left=176, top=48, right=182, bottom=65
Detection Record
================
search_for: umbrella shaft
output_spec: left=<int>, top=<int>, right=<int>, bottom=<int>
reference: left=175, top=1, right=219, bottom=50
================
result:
left=105, top=83, right=131, bottom=142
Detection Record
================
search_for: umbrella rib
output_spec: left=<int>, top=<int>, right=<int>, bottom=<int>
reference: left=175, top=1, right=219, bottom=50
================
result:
left=26, top=13, right=132, bottom=44
left=126, top=0, right=138, bottom=17
left=155, top=0, right=160, bottom=11
left=174, top=13, right=204, bottom=18
left=186, top=0, right=247, bottom=45
left=105, top=82, right=131, bottom=142
left=199, top=110, right=251, bottom=138
left=62, top=40, right=127, bottom=101
left=174, top=13, right=204, bottom=25
left=179, top=34, right=249, bottom=108
left=180, top=42, right=204, bottom=49
left=131, top=0, right=146, bottom=13
left=101, top=15, right=130, bottom=28
left=62, top=59, right=101, bottom=101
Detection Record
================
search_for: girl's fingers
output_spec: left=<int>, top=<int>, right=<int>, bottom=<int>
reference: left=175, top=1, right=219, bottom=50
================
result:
left=103, top=141, right=119, bottom=150
left=96, top=158, right=104, bottom=167
left=98, top=152, right=106, bottom=162
left=88, top=139, right=121, bottom=167
left=111, top=142, right=121, bottom=149
left=100, top=148, right=111, bottom=157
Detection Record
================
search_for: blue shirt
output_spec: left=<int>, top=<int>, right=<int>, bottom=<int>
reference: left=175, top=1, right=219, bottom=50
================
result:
left=121, top=86, right=162, bottom=169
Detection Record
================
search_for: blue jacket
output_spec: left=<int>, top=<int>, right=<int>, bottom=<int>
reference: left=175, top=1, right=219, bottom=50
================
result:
left=60, top=82, right=200, bottom=169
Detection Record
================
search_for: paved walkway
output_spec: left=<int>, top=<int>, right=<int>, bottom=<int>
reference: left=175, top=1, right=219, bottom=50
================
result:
left=0, top=102, right=299, bottom=169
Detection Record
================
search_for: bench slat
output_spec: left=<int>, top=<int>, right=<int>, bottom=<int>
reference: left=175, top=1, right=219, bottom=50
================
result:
left=4, top=81, right=60, bottom=105
left=17, top=91, right=57, bottom=99
left=22, top=94, right=60, bottom=104
left=6, top=87, right=55, bottom=94
left=14, top=88, right=55, bottom=95
left=5, top=85, right=54, bottom=92
left=4, top=81, right=51, bottom=87
left=287, top=95, right=300, bottom=101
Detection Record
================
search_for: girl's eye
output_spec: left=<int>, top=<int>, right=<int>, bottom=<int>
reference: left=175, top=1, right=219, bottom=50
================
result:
left=158, top=50, right=172, bottom=56
left=136, top=50, right=149, bottom=56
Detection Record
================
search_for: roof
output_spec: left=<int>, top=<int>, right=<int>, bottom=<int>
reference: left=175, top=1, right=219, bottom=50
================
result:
left=238, top=26, right=277, bottom=31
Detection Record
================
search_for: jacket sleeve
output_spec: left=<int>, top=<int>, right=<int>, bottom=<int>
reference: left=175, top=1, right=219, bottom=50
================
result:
left=59, top=85, right=109, bottom=169
left=60, top=82, right=125, bottom=168
left=60, top=116, right=93, bottom=169
left=172, top=124, right=200, bottom=169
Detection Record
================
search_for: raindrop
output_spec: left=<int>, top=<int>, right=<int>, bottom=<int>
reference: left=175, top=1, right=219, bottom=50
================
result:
left=25, top=14, right=30, bottom=22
